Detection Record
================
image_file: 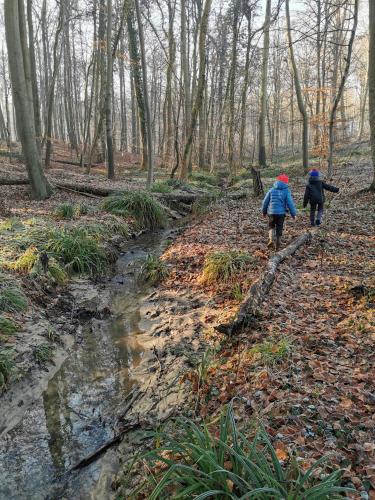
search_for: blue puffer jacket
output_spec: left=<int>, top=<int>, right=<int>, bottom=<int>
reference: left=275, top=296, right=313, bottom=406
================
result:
left=262, top=181, right=297, bottom=217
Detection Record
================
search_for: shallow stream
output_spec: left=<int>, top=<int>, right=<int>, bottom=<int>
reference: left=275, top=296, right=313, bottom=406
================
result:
left=0, top=229, right=174, bottom=499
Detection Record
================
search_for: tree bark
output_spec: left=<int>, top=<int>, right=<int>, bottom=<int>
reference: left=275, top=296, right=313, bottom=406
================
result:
left=286, top=0, right=309, bottom=173
left=258, top=0, right=271, bottom=167
left=106, top=0, right=115, bottom=179
left=4, top=0, right=52, bottom=200
left=179, top=0, right=213, bottom=180
left=327, top=0, right=358, bottom=177
left=369, top=0, right=375, bottom=191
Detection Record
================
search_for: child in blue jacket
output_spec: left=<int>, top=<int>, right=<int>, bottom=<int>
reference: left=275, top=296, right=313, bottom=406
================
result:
left=262, top=174, right=297, bottom=250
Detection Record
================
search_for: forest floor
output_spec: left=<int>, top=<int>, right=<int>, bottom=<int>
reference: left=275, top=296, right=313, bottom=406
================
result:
left=0, top=141, right=374, bottom=496
left=141, top=158, right=374, bottom=497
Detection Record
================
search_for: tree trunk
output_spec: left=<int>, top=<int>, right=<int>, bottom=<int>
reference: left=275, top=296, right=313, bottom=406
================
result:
left=258, top=0, right=271, bottom=167
left=134, top=0, right=153, bottom=187
left=4, top=0, right=52, bottom=200
left=180, top=0, right=213, bottom=180
left=327, top=0, right=358, bottom=177
left=369, top=0, right=375, bottom=191
left=286, top=0, right=309, bottom=173
left=106, top=0, right=114, bottom=179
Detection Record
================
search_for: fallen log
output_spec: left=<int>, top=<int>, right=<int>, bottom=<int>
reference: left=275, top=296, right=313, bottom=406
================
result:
left=217, top=232, right=312, bottom=335
left=0, top=178, right=29, bottom=186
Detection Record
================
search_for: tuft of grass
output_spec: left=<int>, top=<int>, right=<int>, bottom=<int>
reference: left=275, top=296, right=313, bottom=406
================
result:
left=47, top=259, right=69, bottom=285
left=0, top=316, right=18, bottom=336
left=230, top=282, right=244, bottom=301
left=54, top=202, right=75, bottom=220
left=0, top=217, right=24, bottom=233
left=101, top=191, right=167, bottom=230
left=190, top=171, right=217, bottom=186
left=8, top=246, right=39, bottom=273
left=75, top=202, right=89, bottom=216
left=0, top=286, right=28, bottom=313
left=250, top=338, right=292, bottom=366
left=138, top=403, right=354, bottom=499
left=150, top=181, right=173, bottom=194
left=200, top=250, right=252, bottom=285
left=0, top=348, right=14, bottom=388
left=166, top=178, right=191, bottom=190
left=34, top=344, right=54, bottom=365
left=46, top=227, right=107, bottom=275
left=141, top=255, right=169, bottom=285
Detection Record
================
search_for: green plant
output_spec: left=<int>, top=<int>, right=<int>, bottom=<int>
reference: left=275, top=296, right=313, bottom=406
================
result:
left=200, top=250, right=252, bottom=285
left=0, top=316, right=18, bottom=336
left=101, top=191, right=167, bottom=230
left=0, top=348, right=14, bottom=387
left=230, top=282, right=244, bottom=301
left=139, top=404, right=353, bottom=499
left=34, top=344, right=54, bottom=364
left=75, top=202, right=89, bottom=216
left=0, top=286, right=28, bottom=313
left=190, top=171, right=217, bottom=186
left=46, top=227, right=107, bottom=275
left=141, top=255, right=169, bottom=285
left=0, top=218, right=24, bottom=233
left=150, top=181, right=173, bottom=194
left=8, top=246, right=39, bottom=273
left=250, top=338, right=292, bottom=366
left=47, top=259, right=68, bottom=285
left=54, top=202, right=75, bottom=220
left=46, top=324, right=57, bottom=342
left=166, top=178, right=191, bottom=190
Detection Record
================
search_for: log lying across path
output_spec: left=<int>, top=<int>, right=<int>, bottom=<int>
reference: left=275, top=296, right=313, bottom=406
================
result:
left=217, top=232, right=312, bottom=335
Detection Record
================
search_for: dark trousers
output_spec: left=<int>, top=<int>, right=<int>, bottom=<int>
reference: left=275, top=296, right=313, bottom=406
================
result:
left=268, top=214, right=285, bottom=237
left=310, top=202, right=324, bottom=225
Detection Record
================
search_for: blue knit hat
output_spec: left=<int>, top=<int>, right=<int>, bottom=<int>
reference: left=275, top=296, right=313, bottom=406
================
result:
left=309, top=169, right=320, bottom=177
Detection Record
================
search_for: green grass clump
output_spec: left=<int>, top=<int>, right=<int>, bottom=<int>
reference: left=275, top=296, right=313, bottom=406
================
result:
left=47, top=259, right=68, bottom=285
left=8, top=246, right=39, bottom=273
left=0, top=217, right=24, bottom=233
left=141, top=255, right=169, bottom=285
left=0, top=316, right=18, bottom=336
left=150, top=181, right=173, bottom=194
left=101, top=191, right=167, bottom=230
left=34, top=344, right=54, bottom=364
left=0, top=348, right=14, bottom=388
left=200, top=250, right=252, bottom=285
left=166, top=178, right=191, bottom=190
left=75, top=202, right=89, bottom=216
left=54, top=202, right=75, bottom=220
left=189, top=171, right=217, bottom=186
left=138, top=403, right=353, bottom=499
left=250, top=338, right=292, bottom=366
left=46, top=227, right=107, bottom=275
left=0, top=286, right=28, bottom=313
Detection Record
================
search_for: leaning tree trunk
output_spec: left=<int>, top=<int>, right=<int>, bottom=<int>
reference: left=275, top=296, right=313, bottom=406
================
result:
left=4, top=0, right=51, bottom=200
left=179, top=0, right=213, bottom=180
left=286, top=0, right=309, bottom=173
left=258, top=0, right=271, bottom=167
left=327, top=0, right=358, bottom=177
left=369, top=0, right=375, bottom=191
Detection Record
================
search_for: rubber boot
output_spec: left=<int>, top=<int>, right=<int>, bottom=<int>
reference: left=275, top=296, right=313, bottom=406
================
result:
left=275, top=236, right=281, bottom=251
left=267, top=229, right=274, bottom=248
